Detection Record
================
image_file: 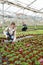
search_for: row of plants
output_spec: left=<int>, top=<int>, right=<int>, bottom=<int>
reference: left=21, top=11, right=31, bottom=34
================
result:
left=0, top=34, right=43, bottom=65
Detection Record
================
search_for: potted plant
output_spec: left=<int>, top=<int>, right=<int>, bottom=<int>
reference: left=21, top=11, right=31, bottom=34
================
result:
left=9, top=64, right=13, bottom=65
left=35, top=55, right=40, bottom=60
left=13, top=56, right=19, bottom=62
left=21, top=62, right=28, bottom=65
left=22, top=51, right=27, bottom=57
left=14, top=60, right=21, bottom=65
left=8, top=57, right=15, bottom=64
left=2, top=52, right=8, bottom=59
left=3, top=62, right=7, bottom=65
left=28, top=53, right=33, bottom=59
left=0, top=47, right=5, bottom=53
left=39, top=52, right=43, bottom=58
left=14, top=47, right=18, bottom=52
left=25, top=55, right=29, bottom=60
left=34, top=60, right=40, bottom=65
left=31, top=57, right=37, bottom=62
left=15, top=52, right=19, bottom=56
left=7, top=53, right=14, bottom=58
left=33, top=51, right=38, bottom=56
left=20, top=57, right=25, bottom=62
left=0, top=55, right=2, bottom=64
left=26, top=59, right=32, bottom=65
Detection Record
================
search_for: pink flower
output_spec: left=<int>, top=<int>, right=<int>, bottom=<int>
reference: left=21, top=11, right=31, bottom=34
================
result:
left=26, top=44, right=30, bottom=47
left=39, top=59, right=43, bottom=63
left=19, top=48, right=23, bottom=52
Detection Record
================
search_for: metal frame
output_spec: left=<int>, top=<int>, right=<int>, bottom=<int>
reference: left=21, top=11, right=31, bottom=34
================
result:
left=0, top=0, right=43, bottom=14
left=7, top=1, right=43, bottom=13
left=0, top=0, right=43, bottom=23
left=27, top=0, right=37, bottom=7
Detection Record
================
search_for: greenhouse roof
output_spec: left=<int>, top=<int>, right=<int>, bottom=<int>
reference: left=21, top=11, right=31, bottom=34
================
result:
left=0, top=0, right=43, bottom=17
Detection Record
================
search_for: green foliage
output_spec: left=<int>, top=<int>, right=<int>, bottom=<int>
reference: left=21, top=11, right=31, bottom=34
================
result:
left=20, top=58, right=25, bottom=62
left=3, top=62, right=7, bottom=64
left=14, top=61, right=21, bottom=64
left=21, top=62, right=29, bottom=65
left=35, top=61, right=40, bottom=65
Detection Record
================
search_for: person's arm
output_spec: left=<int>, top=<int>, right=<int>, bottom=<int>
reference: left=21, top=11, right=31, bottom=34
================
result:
left=13, top=31, right=16, bottom=42
left=13, top=27, right=17, bottom=42
left=3, top=27, right=9, bottom=38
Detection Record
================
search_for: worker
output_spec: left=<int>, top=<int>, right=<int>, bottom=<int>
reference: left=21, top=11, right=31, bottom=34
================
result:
left=3, top=22, right=16, bottom=43
left=22, top=22, right=28, bottom=31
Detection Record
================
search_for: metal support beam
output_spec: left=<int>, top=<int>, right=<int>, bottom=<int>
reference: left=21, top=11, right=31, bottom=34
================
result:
left=5, top=5, right=11, bottom=11
left=6, top=1, right=43, bottom=14
left=0, top=9, right=28, bottom=16
left=22, top=8, right=24, bottom=22
left=27, top=0, right=37, bottom=7
left=2, top=2, right=5, bottom=23
left=38, top=8, right=43, bottom=11
left=0, top=0, right=43, bottom=14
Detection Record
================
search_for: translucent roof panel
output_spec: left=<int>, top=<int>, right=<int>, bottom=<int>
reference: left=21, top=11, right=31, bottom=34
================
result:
left=4, top=4, right=21, bottom=13
left=29, top=0, right=43, bottom=10
left=8, top=0, right=43, bottom=10
left=0, top=0, right=43, bottom=17
left=17, top=0, right=34, bottom=7
left=40, top=10, right=43, bottom=12
left=0, top=4, right=2, bottom=10
left=8, top=0, right=34, bottom=7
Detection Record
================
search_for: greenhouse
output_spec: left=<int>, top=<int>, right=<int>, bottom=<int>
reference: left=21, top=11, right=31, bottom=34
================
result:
left=0, top=0, right=43, bottom=65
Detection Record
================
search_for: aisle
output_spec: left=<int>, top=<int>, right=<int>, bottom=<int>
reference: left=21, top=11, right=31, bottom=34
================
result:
left=16, top=36, right=33, bottom=42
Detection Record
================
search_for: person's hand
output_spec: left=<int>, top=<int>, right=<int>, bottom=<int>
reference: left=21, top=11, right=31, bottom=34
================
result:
left=12, top=42, right=15, bottom=44
left=7, top=36, right=10, bottom=40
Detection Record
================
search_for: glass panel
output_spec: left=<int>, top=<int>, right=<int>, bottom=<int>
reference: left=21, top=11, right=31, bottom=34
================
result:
left=29, top=0, right=43, bottom=10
